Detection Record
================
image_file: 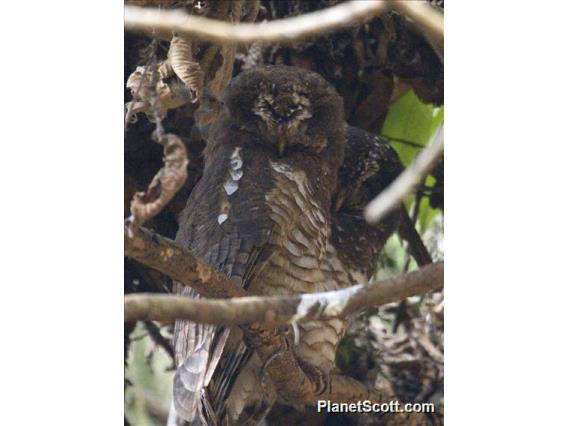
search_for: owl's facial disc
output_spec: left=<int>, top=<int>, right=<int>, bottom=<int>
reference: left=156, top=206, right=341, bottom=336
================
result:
left=252, top=84, right=314, bottom=156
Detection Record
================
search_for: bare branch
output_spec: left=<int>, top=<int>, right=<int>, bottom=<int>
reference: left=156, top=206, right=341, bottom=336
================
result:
left=398, top=207, right=433, bottom=267
left=365, top=123, right=444, bottom=225
left=210, top=243, right=428, bottom=402
left=125, top=1, right=391, bottom=45
left=124, top=226, right=246, bottom=299
left=124, top=262, right=443, bottom=324
left=124, top=226, right=441, bottom=409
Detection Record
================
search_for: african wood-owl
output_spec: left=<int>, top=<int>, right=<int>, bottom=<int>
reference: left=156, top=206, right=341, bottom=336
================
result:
left=173, top=65, right=352, bottom=425
left=332, top=125, right=404, bottom=283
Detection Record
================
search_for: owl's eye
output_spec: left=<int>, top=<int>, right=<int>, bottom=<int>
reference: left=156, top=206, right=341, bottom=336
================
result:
left=265, top=103, right=285, bottom=120
left=266, top=102, right=301, bottom=121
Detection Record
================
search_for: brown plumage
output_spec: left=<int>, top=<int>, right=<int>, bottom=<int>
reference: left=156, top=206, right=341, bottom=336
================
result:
left=332, top=125, right=404, bottom=283
left=173, top=65, right=349, bottom=425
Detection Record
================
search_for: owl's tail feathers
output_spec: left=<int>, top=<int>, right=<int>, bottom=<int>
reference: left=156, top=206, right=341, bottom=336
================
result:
left=173, top=327, right=231, bottom=424
left=173, top=344, right=210, bottom=423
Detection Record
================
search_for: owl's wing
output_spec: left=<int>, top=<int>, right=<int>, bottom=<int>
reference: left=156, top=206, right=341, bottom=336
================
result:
left=172, top=249, right=266, bottom=423
left=172, top=287, right=228, bottom=424
left=173, top=144, right=274, bottom=423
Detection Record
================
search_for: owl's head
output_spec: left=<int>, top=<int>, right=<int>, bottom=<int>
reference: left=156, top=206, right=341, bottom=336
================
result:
left=334, top=126, right=404, bottom=212
left=224, top=65, right=344, bottom=156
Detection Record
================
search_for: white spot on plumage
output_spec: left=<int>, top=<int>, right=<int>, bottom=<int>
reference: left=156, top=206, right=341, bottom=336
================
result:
left=217, top=214, right=228, bottom=225
left=223, top=180, right=239, bottom=195
left=229, top=149, right=243, bottom=180
left=223, top=147, right=243, bottom=196
left=230, top=147, right=242, bottom=159
left=229, top=168, right=243, bottom=181
left=231, top=149, right=243, bottom=172
left=230, top=152, right=243, bottom=170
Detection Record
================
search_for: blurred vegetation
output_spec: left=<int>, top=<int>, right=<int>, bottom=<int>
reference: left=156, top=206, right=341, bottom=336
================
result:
left=126, top=323, right=174, bottom=426
left=382, top=90, right=444, bottom=232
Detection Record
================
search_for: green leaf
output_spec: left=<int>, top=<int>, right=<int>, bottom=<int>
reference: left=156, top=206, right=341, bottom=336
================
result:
left=381, top=90, right=444, bottom=232
left=381, top=90, right=443, bottom=166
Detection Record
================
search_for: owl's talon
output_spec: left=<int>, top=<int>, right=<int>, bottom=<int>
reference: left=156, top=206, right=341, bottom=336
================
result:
left=278, top=322, right=301, bottom=345
left=259, top=351, right=284, bottom=392
left=298, top=359, right=330, bottom=396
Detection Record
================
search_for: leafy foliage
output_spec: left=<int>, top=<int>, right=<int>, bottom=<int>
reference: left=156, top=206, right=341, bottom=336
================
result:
left=382, top=90, right=444, bottom=231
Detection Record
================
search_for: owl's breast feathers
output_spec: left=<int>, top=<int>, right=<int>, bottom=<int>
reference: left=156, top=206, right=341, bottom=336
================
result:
left=174, top=140, right=352, bottom=423
left=179, top=141, right=350, bottom=294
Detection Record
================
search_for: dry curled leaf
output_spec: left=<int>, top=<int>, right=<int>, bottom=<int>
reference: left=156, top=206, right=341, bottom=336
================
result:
left=126, top=62, right=194, bottom=123
left=158, top=60, right=174, bottom=80
left=126, top=134, right=189, bottom=236
left=126, top=0, right=259, bottom=125
left=168, top=35, right=203, bottom=101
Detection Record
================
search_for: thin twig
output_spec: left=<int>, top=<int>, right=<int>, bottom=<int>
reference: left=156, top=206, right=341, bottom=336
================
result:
left=124, top=262, right=443, bottom=324
left=365, top=123, right=444, bottom=225
left=397, top=206, right=432, bottom=271
left=148, top=45, right=166, bottom=142
left=125, top=1, right=391, bottom=45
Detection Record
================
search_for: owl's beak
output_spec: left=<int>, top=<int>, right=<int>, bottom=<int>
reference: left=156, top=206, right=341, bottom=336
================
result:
left=277, top=139, right=287, bottom=156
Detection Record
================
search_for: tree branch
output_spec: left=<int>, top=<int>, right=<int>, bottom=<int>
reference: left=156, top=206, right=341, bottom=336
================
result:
left=397, top=206, right=433, bottom=267
left=124, top=262, right=442, bottom=324
left=364, top=123, right=444, bottom=225
left=124, top=226, right=246, bottom=298
left=124, top=1, right=391, bottom=45
left=124, top=225, right=442, bottom=409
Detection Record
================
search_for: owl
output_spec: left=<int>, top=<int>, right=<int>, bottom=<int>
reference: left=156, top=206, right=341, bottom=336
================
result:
left=173, top=65, right=351, bottom=425
left=332, top=125, right=404, bottom=283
